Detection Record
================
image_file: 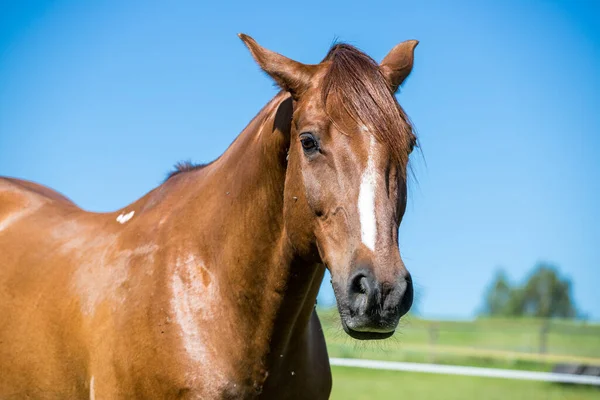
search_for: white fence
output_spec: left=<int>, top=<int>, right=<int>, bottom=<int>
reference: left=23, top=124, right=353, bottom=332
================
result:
left=329, top=358, right=600, bottom=386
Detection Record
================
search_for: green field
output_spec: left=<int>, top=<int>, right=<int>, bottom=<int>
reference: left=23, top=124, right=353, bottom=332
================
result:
left=330, top=367, right=600, bottom=400
left=318, top=308, right=600, bottom=398
left=319, top=308, right=600, bottom=370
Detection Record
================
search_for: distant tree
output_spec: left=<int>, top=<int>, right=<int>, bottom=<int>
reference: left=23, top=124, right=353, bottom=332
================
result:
left=482, top=269, right=513, bottom=316
left=504, top=286, right=526, bottom=317
left=480, top=264, right=578, bottom=319
left=520, top=264, right=576, bottom=318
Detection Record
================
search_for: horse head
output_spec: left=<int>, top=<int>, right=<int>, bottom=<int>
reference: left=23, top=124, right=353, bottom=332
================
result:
left=240, top=34, right=418, bottom=340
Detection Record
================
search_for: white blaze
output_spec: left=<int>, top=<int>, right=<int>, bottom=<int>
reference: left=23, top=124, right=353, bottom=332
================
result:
left=358, top=136, right=377, bottom=251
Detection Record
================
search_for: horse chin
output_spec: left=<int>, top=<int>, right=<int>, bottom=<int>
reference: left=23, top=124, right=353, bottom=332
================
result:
left=340, top=318, right=395, bottom=340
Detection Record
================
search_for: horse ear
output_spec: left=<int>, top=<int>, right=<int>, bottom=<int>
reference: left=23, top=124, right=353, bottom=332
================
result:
left=239, top=34, right=315, bottom=99
left=380, top=40, right=419, bottom=93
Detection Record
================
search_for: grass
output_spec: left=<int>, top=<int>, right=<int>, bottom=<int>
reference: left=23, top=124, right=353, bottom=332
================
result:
left=318, top=308, right=600, bottom=370
left=320, top=309, right=600, bottom=398
left=330, top=366, right=600, bottom=400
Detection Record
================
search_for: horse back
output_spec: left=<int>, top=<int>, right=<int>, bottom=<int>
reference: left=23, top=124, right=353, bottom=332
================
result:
left=0, top=177, right=81, bottom=239
left=0, top=178, right=92, bottom=397
left=0, top=176, right=191, bottom=398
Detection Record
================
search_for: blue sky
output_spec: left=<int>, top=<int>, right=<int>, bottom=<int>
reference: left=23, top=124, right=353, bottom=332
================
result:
left=1, top=0, right=599, bottom=320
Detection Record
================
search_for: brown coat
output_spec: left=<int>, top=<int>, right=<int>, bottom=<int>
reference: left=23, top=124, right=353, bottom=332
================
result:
left=0, top=34, right=418, bottom=399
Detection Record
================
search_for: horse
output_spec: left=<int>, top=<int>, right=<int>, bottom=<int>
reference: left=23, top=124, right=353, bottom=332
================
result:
left=0, top=34, right=418, bottom=399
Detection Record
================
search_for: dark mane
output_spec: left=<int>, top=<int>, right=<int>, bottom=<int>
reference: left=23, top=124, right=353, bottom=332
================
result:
left=165, top=160, right=209, bottom=182
left=321, top=43, right=416, bottom=170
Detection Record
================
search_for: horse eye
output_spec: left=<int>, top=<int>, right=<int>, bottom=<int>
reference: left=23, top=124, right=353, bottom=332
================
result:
left=300, top=133, right=318, bottom=154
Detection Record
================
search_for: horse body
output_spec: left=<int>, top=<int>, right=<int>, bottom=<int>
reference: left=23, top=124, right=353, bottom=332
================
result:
left=0, top=93, right=330, bottom=399
left=0, top=34, right=419, bottom=399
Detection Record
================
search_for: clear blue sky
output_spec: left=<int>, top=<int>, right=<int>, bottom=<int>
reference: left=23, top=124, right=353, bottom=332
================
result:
left=1, top=0, right=599, bottom=320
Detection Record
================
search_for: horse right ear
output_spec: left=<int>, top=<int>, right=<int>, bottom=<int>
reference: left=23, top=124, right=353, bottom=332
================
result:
left=380, top=40, right=419, bottom=93
left=239, top=34, right=316, bottom=100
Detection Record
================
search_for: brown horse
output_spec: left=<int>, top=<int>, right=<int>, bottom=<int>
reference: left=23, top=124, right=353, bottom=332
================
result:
left=0, top=34, right=418, bottom=399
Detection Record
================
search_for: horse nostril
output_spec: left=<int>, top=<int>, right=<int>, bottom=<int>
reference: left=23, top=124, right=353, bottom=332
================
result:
left=382, top=277, right=413, bottom=317
left=347, top=269, right=377, bottom=317
left=349, top=270, right=374, bottom=297
left=398, top=278, right=414, bottom=316
left=381, top=281, right=394, bottom=303
left=351, top=275, right=369, bottom=295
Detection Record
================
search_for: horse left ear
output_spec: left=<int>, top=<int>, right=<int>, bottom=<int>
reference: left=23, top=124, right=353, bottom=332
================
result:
left=380, top=40, right=419, bottom=93
left=239, top=34, right=316, bottom=100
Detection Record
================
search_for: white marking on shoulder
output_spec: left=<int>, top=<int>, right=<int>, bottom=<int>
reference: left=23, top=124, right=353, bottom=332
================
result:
left=358, top=136, right=377, bottom=251
left=116, top=210, right=135, bottom=224
left=90, top=376, right=95, bottom=400
left=171, top=254, right=216, bottom=364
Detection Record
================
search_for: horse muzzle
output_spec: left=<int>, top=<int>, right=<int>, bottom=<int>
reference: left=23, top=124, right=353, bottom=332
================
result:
left=335, top=267, right=413, bottom=340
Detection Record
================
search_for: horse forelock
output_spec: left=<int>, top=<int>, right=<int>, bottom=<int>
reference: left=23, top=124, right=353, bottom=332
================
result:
left=321, top=43, right=416, bottom=172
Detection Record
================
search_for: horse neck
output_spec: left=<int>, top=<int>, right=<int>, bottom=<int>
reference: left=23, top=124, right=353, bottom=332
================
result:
left=171, top=92, right=323, bottom=364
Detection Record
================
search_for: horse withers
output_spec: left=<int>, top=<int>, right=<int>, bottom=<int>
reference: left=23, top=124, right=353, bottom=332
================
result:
left=0, top=34, right=418, bottom=399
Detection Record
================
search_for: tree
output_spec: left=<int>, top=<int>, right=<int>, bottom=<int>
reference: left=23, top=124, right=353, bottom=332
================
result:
left=520, top=264, right=576, bottom=318
left=480, top=263, right=578, bottom=319
left=482, top=269, right=512, bottom=316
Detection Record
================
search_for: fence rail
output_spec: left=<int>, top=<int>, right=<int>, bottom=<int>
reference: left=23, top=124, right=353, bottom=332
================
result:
left=329, top=358, right=600, bottom=386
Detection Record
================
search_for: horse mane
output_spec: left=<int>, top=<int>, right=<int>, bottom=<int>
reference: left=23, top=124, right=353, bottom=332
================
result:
left=165, top=44, right=417, bottom=182
left=321, top=43, right=417, bottom=170
left=165, top=160, right=209, bottom=182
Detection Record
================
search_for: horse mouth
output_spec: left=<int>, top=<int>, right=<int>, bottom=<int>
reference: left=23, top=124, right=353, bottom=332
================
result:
left=340, top=317, right=395, bottom=340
